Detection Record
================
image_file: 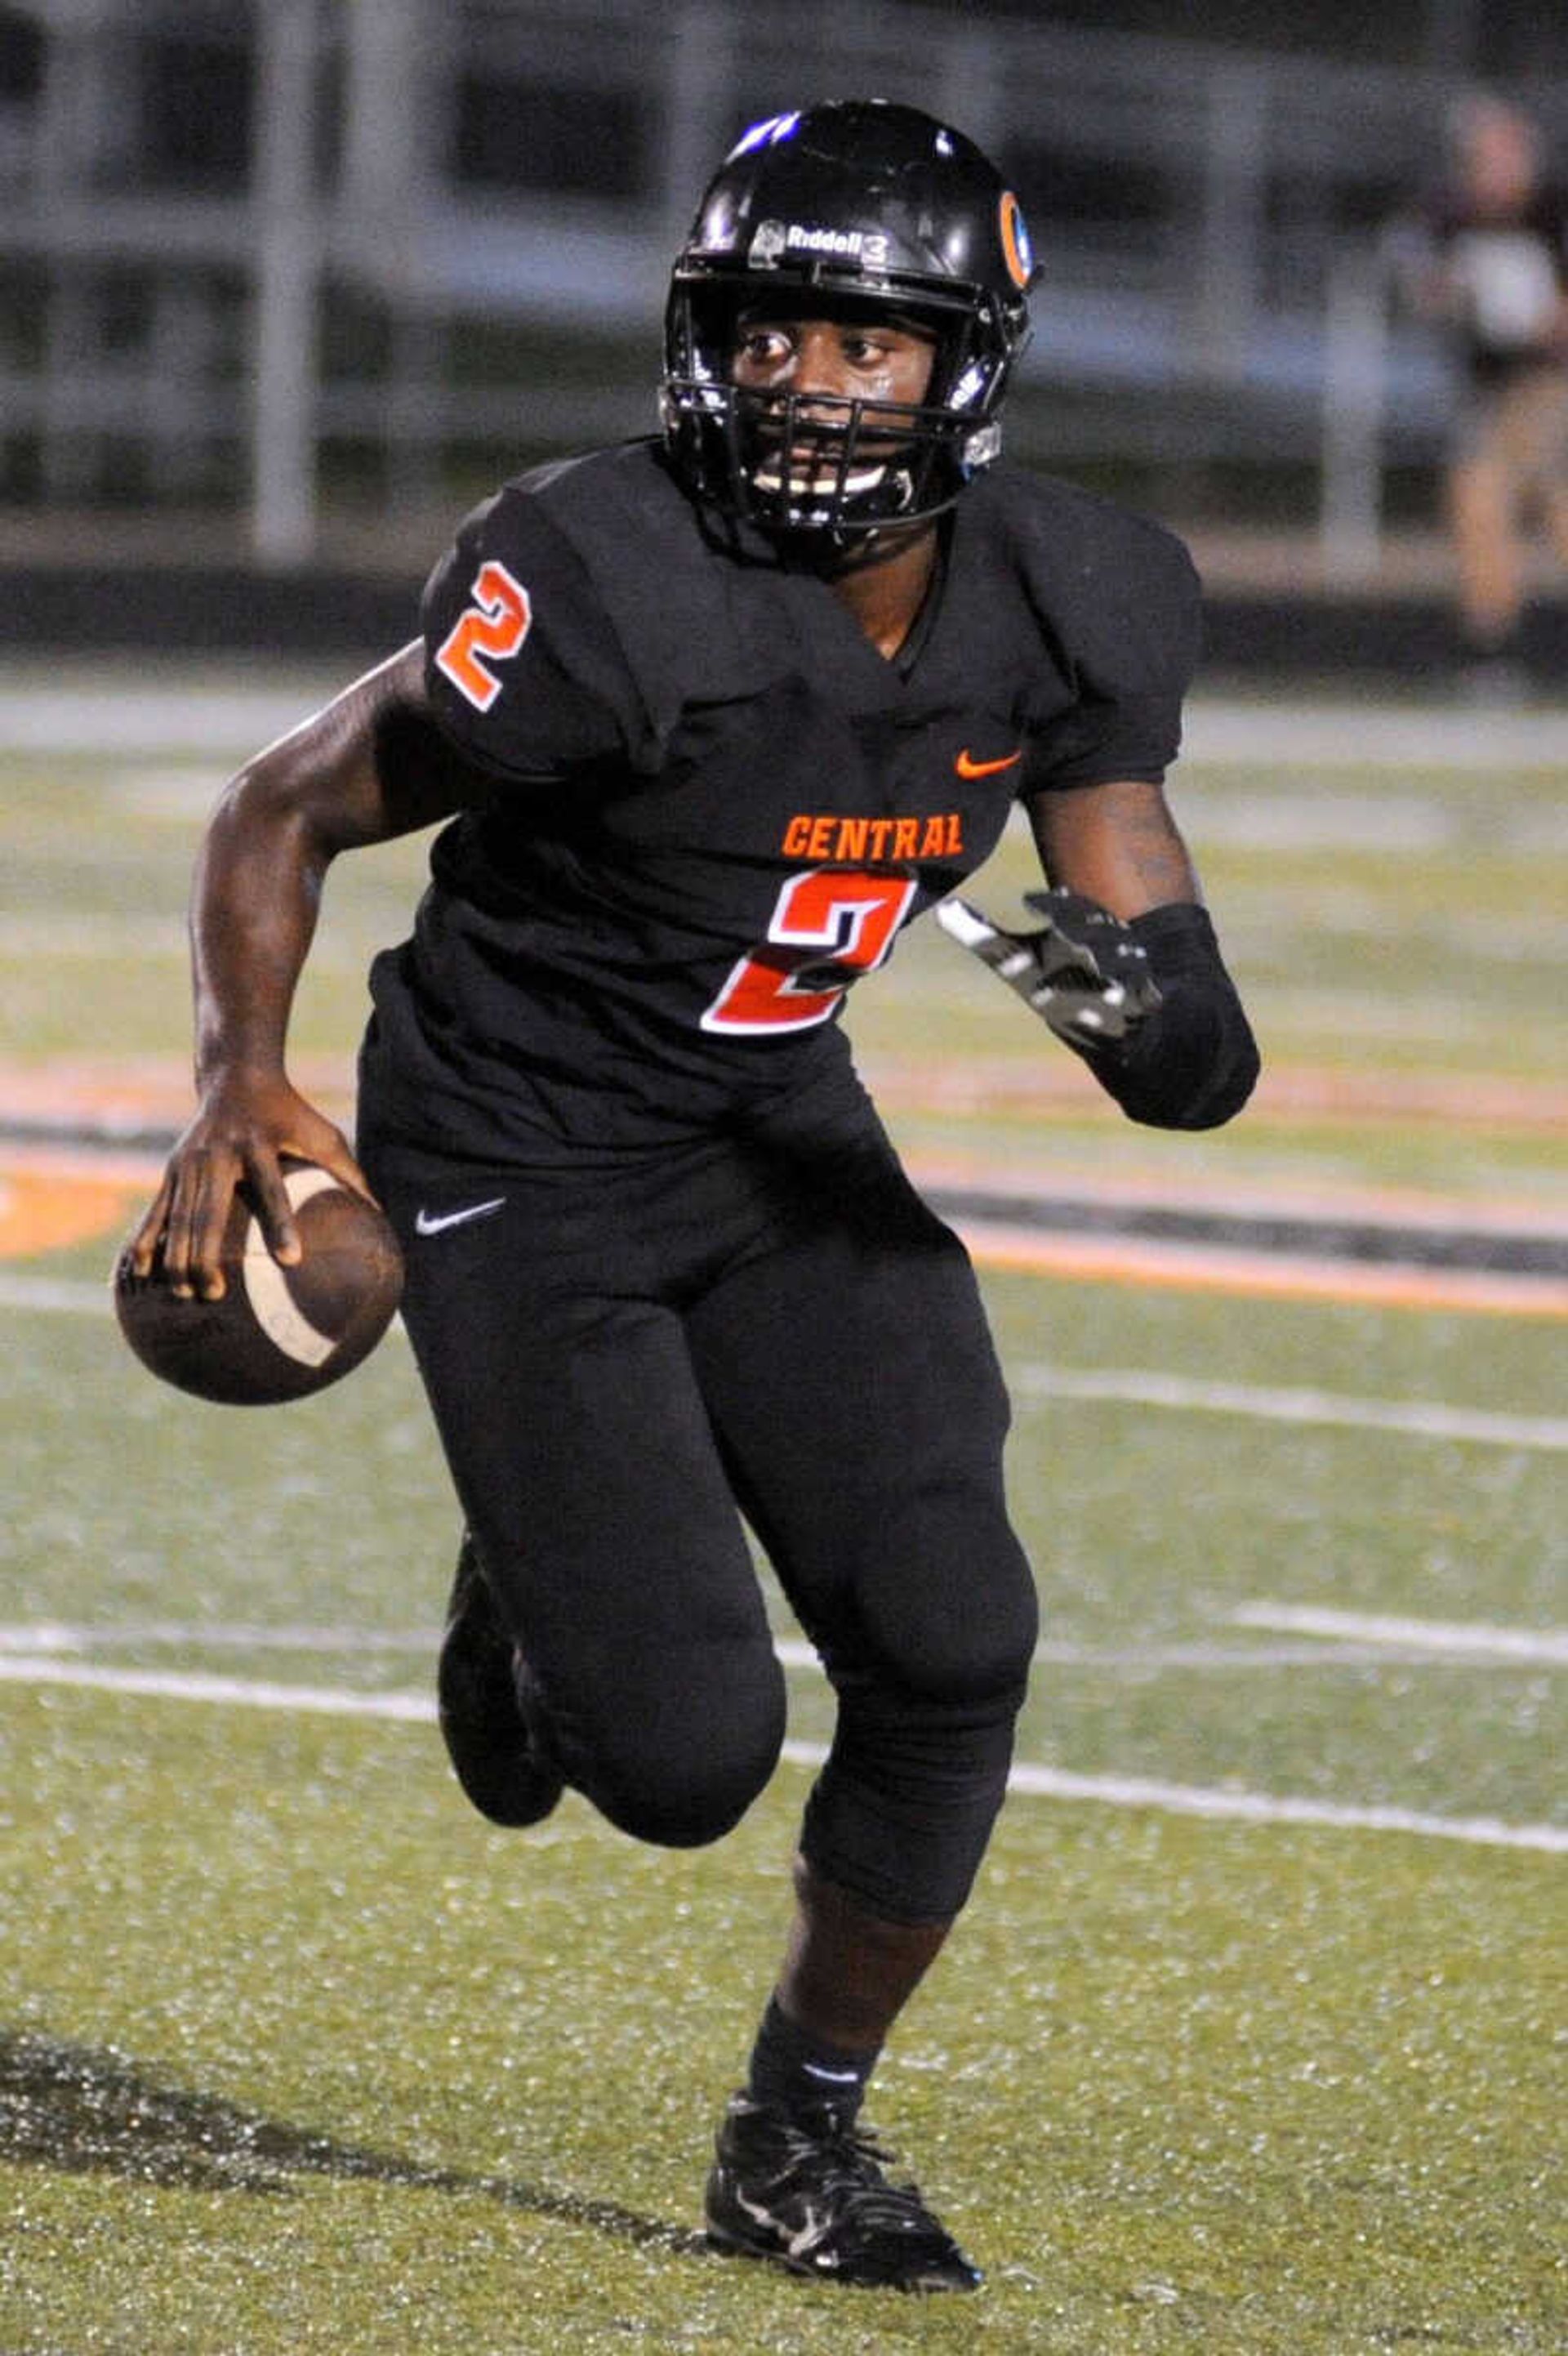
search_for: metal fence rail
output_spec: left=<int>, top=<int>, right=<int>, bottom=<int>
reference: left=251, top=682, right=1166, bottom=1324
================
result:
left=2, top=0, right=1563, bottom=570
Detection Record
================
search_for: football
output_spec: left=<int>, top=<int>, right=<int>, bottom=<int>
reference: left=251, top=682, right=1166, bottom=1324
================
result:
left=114, top=1160, right=404, bottom=1406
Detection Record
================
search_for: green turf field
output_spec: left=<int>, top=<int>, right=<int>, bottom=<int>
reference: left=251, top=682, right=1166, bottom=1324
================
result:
left=1, top=675, right=1564, bottom=2352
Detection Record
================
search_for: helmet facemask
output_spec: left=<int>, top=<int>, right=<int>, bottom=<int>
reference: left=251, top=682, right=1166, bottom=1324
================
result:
left=663, top=274, right=1015, bottom=539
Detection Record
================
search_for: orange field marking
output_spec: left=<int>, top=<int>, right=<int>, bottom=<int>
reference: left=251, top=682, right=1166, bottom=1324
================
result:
left=2, top=1057, right=1564, bottom=1318
left=0, top=1055, right=354, bottom=1135
left=4, top=1051, right=1564, bottom=1137
left=865, top=1054, right=1568, bottom=1131
left=0, top=1165, right=151, bottom=1260
left=961, top=1222, right=1568, bottom=1319
left=4, top=1154, right=1562, bottom=1319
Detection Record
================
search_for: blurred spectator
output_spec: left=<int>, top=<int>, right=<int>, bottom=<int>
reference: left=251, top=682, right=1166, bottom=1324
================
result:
left=1393, top=93, right=1568, bottom=697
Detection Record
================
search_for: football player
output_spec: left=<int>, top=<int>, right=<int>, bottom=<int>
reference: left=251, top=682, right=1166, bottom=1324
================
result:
left=131, top=100, right=1258, bottom=2292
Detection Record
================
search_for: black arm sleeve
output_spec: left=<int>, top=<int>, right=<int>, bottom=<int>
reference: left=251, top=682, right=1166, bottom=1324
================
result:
left=1076, top=902, right=1259, bottom=1131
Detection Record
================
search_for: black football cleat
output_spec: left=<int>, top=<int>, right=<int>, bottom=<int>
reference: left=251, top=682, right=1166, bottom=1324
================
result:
left=704, top=2093, right=982, bottom=2293
left=436, top=1535, right=564, bottom=1827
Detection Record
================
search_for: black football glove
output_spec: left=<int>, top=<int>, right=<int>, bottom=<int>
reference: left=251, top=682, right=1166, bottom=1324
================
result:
left=935, top=886, right=1161, bottom=1051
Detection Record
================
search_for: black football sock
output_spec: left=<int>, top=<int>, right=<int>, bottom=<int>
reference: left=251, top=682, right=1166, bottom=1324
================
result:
left=745, top=1992, right=879, bottom=2126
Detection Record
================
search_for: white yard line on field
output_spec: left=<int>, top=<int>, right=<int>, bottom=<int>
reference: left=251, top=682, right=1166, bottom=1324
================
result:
left=971, top=1757, right=1568, bottom=1854
left=0, top=1655, right=432, bottom=1716
left=0, top=1274, right=118, bottom=1314
left=0, top=676, right=349, bottom=757
left=0, top=1620, right=433, bottom=1655
left=1178, top=699, right=1568, bottom=769
left=5, top=1274, right=1563, bottom=1450
left=1011, top=1363, right=1568, bottom=1450
left=0, top=1654, right=1561, bottom=1854
left=0, top=1624, right=1519, bottom=1673
left=1233, top=1604, right=1568, bottom=1664
left=4, top=677, right=1566, bottom=766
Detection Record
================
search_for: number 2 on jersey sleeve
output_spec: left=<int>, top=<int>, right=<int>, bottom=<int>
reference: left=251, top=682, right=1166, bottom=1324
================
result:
left=702, top=869, right=917, bottom=1034
left=434, top=560, right=532, bottom=711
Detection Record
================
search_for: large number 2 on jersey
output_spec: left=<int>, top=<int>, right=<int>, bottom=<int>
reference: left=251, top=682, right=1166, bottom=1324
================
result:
left=702, top=870, right=917, bottom=1034
left=434, top=560, right=532, bottom=712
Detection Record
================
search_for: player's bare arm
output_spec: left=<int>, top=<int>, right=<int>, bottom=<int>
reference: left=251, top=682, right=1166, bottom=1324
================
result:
left=1025, top=775, right=1203, bottom=914
left=131, top=640, right=466, bottom=1296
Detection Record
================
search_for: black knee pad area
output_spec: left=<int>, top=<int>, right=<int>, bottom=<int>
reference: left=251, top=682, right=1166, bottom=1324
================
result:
left=799, top=1677, right=1029, bottom=1923
left=574, top=1644, right=789, bottom=1850
left=838, top=1475, right=1039, bottom=1706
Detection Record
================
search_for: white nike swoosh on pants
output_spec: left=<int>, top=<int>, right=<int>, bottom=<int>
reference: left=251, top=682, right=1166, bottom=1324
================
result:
left=413, top=1198, right=507, bottom=1236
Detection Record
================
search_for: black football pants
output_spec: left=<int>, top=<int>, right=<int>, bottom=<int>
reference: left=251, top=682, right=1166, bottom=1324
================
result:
left=359, top=1055, right=1039, bottom=1924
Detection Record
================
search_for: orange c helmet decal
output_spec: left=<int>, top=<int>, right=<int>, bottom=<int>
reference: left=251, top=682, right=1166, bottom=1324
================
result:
left=999, top=190, right=1035, bottom=292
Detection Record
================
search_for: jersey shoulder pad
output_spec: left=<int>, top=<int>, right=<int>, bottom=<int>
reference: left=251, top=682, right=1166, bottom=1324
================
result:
left=994, top=466, right=1202, bottom=701
left=515, top=440, right=772, bottom=743
left=974, top=466, right=1202, bottom=791
left=422, top=471, right=645, bottom=779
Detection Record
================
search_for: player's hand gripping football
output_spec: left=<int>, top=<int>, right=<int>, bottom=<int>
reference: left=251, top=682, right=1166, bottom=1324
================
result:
left=126, top=1072, right=370, bottom=1301
left=935, top=886, right=1161, bottom=1051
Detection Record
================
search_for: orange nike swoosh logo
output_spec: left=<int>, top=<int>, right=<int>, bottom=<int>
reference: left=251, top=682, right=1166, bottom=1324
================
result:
left=955, top=746, right=1024, bottom=779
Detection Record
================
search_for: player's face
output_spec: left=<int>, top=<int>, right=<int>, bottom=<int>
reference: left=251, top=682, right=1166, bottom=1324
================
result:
left=730, top=312, right=938, bottom=404
left=729, top=306, right=938, bottom=502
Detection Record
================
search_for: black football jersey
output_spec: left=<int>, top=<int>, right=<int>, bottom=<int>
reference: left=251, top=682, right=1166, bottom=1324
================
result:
left=362, top=440, right=1200, bottom=1158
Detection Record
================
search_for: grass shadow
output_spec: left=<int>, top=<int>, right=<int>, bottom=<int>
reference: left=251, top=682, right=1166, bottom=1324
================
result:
left=0, top=2025, right=706, bottom=2257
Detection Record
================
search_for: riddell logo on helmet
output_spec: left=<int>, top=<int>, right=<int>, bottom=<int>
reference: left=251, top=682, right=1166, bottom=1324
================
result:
left=746, top=219, right=892, bottom=270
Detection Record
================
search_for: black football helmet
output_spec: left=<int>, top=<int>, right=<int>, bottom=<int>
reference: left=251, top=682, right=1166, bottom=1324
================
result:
left=662, top=100, right=1037, bottom=538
